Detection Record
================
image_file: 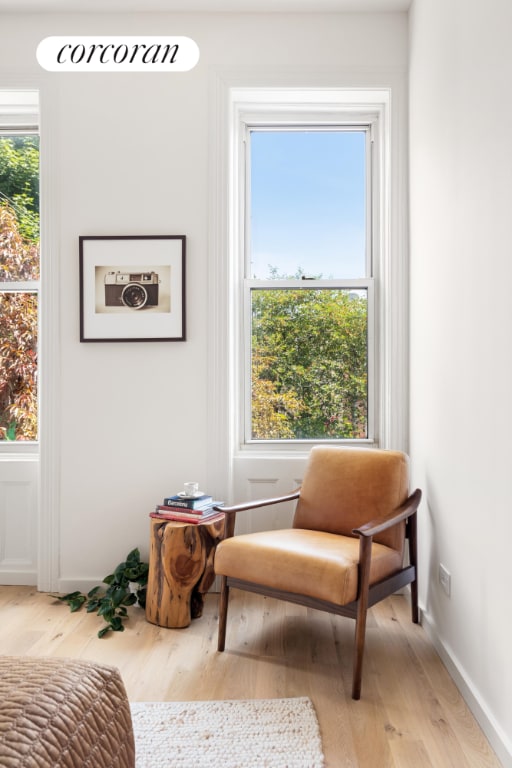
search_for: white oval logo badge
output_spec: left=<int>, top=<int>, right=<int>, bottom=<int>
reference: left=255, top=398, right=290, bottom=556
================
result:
left=37, top=36, right=200, bottom=72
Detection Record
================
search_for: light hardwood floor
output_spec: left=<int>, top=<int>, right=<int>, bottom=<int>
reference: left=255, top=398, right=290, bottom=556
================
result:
left=0, top=585, right=501, bottom=768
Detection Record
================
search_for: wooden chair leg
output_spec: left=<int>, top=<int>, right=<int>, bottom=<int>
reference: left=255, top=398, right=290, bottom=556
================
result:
left=408, top=511, right=419, bottom=624
left=352, top=601, right=368, bottom=700
left=410, top=579, right=419, bottom=624
left=352, top=535, right=372, bottom=700
left=217, top=576, right=229, bottom=652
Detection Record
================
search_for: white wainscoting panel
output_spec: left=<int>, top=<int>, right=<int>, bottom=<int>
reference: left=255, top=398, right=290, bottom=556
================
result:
left=232, top=455, right=307, bottom=535
left=0, top=457, right=38, bottom=585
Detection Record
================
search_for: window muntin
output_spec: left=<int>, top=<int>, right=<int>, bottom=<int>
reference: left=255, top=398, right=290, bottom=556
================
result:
left=0, top=123, right=40, bottom=443
left=243, top=124, right=375, bottom=444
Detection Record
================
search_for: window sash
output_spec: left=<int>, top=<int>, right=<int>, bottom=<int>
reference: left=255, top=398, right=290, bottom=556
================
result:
left=243, top=277, right=375, bottom=445
left=244, top=123, right=374, bottom=282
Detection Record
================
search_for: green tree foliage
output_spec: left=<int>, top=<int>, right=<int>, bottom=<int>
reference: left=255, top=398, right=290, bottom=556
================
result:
left=0, top=136, right=40, bottom=441
left=251, top=286, right=368, bottom=440
left=0, top=137, right=39, bottom=240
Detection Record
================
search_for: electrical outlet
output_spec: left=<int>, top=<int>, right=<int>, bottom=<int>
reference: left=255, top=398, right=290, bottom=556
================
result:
left=439, top=564, right=451, bottom=596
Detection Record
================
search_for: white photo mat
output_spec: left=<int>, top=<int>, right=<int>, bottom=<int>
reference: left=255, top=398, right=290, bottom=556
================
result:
left=79, top=235, right=186, bottom=341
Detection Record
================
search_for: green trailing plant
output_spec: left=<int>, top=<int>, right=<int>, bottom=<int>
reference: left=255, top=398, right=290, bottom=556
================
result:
left=52, top=548, right=149, bottom=638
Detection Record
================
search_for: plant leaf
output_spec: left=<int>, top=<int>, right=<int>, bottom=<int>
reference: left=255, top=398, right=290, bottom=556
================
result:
left=69, top=597, right=86, bottom=612
left=110, top=616, right=125, bottom=632
left=126, top=548, right=140, bottom=564
left=98, top=604, right=114, bottom=620
left=122, top=592, right=137, bottom=607
left=111, top=587, right=128, bottom=607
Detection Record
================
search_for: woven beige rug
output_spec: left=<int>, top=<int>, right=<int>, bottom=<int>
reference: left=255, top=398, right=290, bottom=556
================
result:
left=130, top=697, right=324, bottom=768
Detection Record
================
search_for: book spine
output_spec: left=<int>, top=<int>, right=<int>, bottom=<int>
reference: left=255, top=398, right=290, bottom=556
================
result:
left=162, top=497, right=213, bottom=510
left=156, top=505, right=205, bottom=517
left=150, top=511, right=224, bottom=525
left=155, top=504, right=223, bottom=518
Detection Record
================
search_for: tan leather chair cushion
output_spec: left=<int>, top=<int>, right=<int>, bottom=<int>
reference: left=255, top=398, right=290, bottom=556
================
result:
left=0, top=657, right=135, bottom=768
left=293, top=446, right=409, bottom=553
left=215, top=528, right=403, bottom=605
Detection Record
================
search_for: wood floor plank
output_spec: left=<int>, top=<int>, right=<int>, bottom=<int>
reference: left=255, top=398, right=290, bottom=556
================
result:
left=381, top=597, right=501, bottom=768
left=0, top=586, right=502, bottom=768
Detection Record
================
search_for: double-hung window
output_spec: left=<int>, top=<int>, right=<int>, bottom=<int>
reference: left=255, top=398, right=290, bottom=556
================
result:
left=209, top=86, right=404, bottom=501
left=0, top=91, right=40, bottom=444
left=238, top=101, right=381, bottom=447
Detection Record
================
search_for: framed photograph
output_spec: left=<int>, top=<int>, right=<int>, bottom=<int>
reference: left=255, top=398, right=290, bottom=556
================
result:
left=79, top=235, right=186, bottom=342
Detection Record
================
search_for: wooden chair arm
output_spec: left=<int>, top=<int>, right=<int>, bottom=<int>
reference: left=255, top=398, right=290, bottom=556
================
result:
left=214, top=490, right=300, bottom=539
left=352, top=488, right=422, bottom=538
left=213, top=490, right=300, bottom=516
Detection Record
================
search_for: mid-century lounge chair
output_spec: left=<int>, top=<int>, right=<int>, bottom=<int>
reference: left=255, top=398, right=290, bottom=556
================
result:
left=214, top=446, right=421, bottom=699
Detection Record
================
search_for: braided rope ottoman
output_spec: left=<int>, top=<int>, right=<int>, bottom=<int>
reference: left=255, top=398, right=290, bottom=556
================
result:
left=0, top=657, right=135, bottom=768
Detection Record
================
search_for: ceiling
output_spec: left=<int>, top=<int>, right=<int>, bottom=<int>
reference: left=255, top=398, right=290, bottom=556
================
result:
left=0, top=0, right=411, bottom=14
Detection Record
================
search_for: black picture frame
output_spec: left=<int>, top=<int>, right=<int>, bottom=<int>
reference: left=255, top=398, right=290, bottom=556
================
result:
left=79, top=235, right=186, bottom=342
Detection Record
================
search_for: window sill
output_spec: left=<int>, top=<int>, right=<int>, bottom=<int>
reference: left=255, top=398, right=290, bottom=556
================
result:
left=0, top=442, right=39, bottom=459
left=236, top=437, right=376, bottom=459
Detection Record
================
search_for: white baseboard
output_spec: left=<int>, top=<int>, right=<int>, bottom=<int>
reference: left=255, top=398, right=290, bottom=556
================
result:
left=0, top=570, right=37, bottom=587
left=56, top=578, right=110, bottom=595
left=420, top=608, right=512, bottom=768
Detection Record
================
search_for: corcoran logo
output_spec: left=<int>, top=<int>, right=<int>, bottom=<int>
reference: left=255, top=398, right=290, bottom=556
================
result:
left=36, top=36, right=200, bottom=72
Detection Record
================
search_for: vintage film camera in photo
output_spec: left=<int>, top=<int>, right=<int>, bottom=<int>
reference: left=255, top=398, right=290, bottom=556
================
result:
left=104, top=270, right=160, bottom=310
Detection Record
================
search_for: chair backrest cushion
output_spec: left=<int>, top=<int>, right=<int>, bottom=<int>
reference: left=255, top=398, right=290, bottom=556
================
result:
left=293, top=446, right=409, bottom=552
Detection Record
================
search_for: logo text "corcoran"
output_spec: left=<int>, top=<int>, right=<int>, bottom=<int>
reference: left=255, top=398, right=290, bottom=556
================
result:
left=37, top=36, right=200, bottom=72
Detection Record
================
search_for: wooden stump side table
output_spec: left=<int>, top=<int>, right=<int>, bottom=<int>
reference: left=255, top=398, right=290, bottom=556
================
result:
left=145, top=515, right=225, bottom=629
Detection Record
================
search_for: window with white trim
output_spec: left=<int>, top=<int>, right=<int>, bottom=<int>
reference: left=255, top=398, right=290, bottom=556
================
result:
left=235, top=99, right=383, bottom=446
left=0, top=91, right=40, bottom=444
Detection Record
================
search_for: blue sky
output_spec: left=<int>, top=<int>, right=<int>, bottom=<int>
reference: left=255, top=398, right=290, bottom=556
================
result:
left=249, top=129, right=367, bottom=280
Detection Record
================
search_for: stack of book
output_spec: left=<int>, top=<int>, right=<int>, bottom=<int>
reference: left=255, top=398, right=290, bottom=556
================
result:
left=151, top=492, right=225, bottom=525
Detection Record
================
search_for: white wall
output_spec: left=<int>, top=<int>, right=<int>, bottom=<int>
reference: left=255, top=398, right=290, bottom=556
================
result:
left=409, top=0, right=512, bottom=763
left=0, top=11, right=408, bottom=585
